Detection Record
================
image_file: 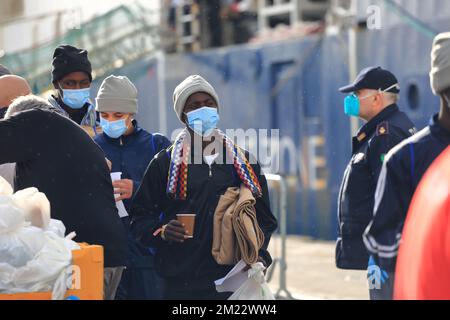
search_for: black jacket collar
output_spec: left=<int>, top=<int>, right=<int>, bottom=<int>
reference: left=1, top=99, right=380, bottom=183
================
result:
left=52, top=95, right=89, bottom=122
left=430, top=114, right=450, bottom=145
left=358, top=104, right=398, bottom=138
left=351, top=104, right=399, bottom=152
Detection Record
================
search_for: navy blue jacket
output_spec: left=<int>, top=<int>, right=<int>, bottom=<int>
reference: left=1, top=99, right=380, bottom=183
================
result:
left=94, top=121, right=171, bottom=210
left=336, top=104, right=416, bottom=270
left=363, top=114, right=450, bottom=272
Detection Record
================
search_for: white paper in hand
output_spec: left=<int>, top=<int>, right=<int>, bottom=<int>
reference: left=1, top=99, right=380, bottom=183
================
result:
left=215, top=260, right=248, bottom=293
left=110, top=172, right=129, bottom=218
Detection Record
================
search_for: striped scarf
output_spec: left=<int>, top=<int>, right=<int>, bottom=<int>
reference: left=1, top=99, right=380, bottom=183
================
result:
left=167, top=129, right=262, bottom=200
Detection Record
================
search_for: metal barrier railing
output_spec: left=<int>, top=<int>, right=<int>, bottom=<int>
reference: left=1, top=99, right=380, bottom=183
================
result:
left=265, top=174, right=293, bottom=299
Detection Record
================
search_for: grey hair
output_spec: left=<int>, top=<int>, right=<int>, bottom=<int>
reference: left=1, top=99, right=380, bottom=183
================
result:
left=384, top=92, right=399, bottom=103
left=5, top=95, right=64, bottom=119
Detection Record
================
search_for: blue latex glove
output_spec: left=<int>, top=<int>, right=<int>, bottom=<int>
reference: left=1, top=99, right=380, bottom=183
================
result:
left=367, top=255, right=389, bottom=284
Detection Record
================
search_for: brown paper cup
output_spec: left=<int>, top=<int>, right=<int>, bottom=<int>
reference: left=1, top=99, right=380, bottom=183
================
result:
left=176, top=214, right=196, bottom=238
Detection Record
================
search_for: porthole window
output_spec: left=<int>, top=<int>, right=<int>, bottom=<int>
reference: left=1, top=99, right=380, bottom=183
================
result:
left=407, top=83, right=420, bottom=110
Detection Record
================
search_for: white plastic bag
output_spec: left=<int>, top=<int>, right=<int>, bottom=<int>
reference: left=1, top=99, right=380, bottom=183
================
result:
left=12, top=187, right=51, bottom=229
left=228, top=262, right=275, bottom=300
left=0, top=179, right=80, bottom=300
left=44, top=219, right=67, bottom=238
left=0, top=195, right=25, bottom=232
left=0, top=176, right=51, bottom=229
left=11, top=231, right=79, bottom=300
left=0, top=196, right=46, bottom=268
left=0, top=176, right=13, bottom=196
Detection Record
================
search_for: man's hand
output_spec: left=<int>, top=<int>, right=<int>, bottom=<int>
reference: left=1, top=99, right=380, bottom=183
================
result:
left=368, top=255, right=389, bottom=285
left=243, top=256, right=268, bottom=275
left=162, top=220, right=190, bottom=243
left=113, top=179, right=133, bottom=202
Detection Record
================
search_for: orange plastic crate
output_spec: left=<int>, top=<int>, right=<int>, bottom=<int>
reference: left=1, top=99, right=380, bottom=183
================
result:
left=0, top=244, right=104, bottom=300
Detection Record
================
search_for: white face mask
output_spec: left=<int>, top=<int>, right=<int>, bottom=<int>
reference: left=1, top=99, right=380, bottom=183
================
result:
left=444, top=92, right=450, bottom=106
left=379, top=83, right=400, bottom=95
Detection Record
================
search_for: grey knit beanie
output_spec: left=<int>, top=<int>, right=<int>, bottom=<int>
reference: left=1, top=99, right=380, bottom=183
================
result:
left=96, top=75, right=138, bottom=113
left=173, top=75, right=220, bottom=123
left=430, top=32, right=450, bottom=95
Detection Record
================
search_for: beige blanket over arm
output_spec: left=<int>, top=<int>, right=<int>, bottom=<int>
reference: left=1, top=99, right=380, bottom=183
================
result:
left=212, top=184, right=265, bottom=265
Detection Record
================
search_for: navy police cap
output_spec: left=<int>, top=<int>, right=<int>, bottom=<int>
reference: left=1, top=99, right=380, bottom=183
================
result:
left=339, top=66, right=400, bottom=94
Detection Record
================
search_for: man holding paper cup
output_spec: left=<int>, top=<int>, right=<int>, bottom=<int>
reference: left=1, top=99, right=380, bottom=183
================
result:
left=94, top=75, right=171, bottom=300
left=130, top=75, right=278, bottom=300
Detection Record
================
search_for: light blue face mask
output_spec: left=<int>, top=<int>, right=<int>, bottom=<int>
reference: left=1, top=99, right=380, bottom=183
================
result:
left=185, top=106, right=220, bottom=136
left=100, top=117, right=129, bottom=139
left=61, top=88, right=91, bottom=109
left=344, top=83, right=399, bottom=117
left=344, top=94, right=362, bottom=117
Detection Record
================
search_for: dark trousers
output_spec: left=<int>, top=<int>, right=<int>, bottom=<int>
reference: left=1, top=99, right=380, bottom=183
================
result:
left=369, top=271, right=395, bottom=300
left=115, top=216, right=163, bottom=300
left=115, top=266, right=163, bottom=300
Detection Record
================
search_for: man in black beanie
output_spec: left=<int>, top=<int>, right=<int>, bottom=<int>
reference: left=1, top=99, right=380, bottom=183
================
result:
left=48, top=44, right=99, bottom=137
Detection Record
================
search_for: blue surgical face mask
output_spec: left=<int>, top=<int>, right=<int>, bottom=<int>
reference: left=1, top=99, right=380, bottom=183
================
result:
left=185, top=106, right=220, bottom=136
left=344, top=94, right=361, bottom=117
left=60, top=87, right=91, bottom=109
left=344, top=83, right=399, bottom=117
left=100, top=117, right=129, bottom=139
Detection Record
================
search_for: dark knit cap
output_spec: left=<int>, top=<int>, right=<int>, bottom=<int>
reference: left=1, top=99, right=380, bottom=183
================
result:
left=51, top=45, right=92, bottom=83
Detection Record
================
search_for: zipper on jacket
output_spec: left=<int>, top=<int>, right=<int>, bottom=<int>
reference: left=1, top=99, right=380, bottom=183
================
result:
left=120, top=137, right=123, bottom=146
left=205, top=154, right=219, bottom=178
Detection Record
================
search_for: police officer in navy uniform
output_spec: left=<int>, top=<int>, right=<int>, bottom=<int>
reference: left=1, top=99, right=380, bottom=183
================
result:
left=335, top=67, right=416, bottom=297
left=364, top=33, right=450, bottom=300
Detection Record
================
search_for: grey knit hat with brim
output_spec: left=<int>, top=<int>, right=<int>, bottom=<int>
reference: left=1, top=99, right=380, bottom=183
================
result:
left=430, top=32, right=450, bottom=95
left=96, top=75, right=138, bottom=113
left=173, top=75, right=220, bottom=123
